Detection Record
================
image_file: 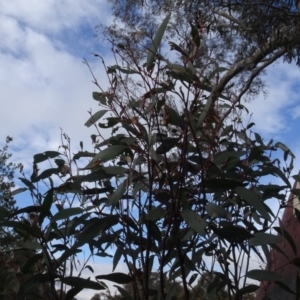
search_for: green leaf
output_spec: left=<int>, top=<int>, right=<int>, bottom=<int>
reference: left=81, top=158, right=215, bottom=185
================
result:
left=156, top=137, right=180, bottom=154
left=248, top=232, right=282, bottom=246
left=205, top=179, right=243, bottom=190
left=107, top=180, right=127, bottom=206
left=107, top=65, right=138, bottom=74
left=211, top=224, right=253, bottom=242
left=147, top=13, right=171, bottom=70
left=33, top=168, right=59, bottom=182
left=190, top=22, right=200, bottom=48
left=66, top=287, right=84, bottom=300
left=166, top=106, right=185, bottom=129
left=235, top=186, right=271, bottom=221
left=19, top=177, right=36, bottom=190
left=181, top=210, right=207, bottom=236
left=213, top=151, right=245, bottom=165
left=77, top=169, right=110, bottom=183
left=10, top=187, right=27, bottom=197
left=51, top=207, right=83, bottom=223
left=246, top=269, right=282, bottom=281
left=39, top=188, right=53, bottom=226
left=206, top=203, right=230, bottom=219
left=197, top=91, right=214, bottom=128
left=146, top=207, right=165, bottom=221
left=95, top=273, right=134, bottom=284
left=85, top=265, right=94, bottom=273
left=189, top=273, right=198, bottom=285
left=104, top=166, right=128, bottom=175
left=62, top=277, right=105, bottom=290
left=275, top=142, right=295, bottom=158
left=85, top=145, right=128, bottom=167
left=18, top=240, right=42, bottom=250
left=168, top=41, right=189, bottom=57
left=113, top=247, right=122, bottom=272
left=273, top=226, right=297, bottom=255
left=33, top=151, right=61, bottom=163
left=237, top=285, right=259, bottom=296
left=74, top=216, right=119, bottom=247
left=207, top=67, right=228, bottom=81
left=85, top=110, right=109, bottom=127
left=93, top=92, right=108, bottom=105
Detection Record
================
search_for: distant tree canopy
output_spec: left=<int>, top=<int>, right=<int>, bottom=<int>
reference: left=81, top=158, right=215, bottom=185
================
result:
left=100, top=0, right=300, bottom=103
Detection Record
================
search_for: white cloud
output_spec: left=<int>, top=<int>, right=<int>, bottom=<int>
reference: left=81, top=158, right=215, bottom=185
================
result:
left=0, top=0, right=111, bottom=34
left=243, top=61, right=300, bottom=137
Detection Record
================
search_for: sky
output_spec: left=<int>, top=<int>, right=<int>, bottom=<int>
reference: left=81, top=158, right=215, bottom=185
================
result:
left=1, top=1, right=300, bottom=299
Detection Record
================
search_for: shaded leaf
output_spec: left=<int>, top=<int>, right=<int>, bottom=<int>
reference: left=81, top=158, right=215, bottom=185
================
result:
left=19, top=177, right=36, bottom=190
left=235, top=186, right=271, bottom=221
left=147, top=13, right=171, bottom=70
left=95, top=273, right=134, bottom=284
left=275, top=142, right=295, bottom=158
left=156, top=137, right=180, bottom=154
left=62, top=277, right=105, bottom=290
left=85, top=145, right=128, bottom=167
left=249, top=232, right=282, bottom=246
left=246, top=269, right=282, bottom=281
left=85, top=110, right=109, bottom=127
left=107, top=180, right=127, bottom=206
left=107, top=65, right=138, bottom=74
left=51, top=207, right=83, bottom=223
left=206, top=203, right=229, bottom=219
left=33, top=168, right=59, bottom=182
left=211, top=224, right=253, bottom=242
left=273, top=226, right=297, bottom=255
left=190, top=22, right=200, bottom=48
left=33, top=151, right=61, bottom=163
left=147, top=207, right=165, bottom=221
left=39, top=188, right=53, bottom=226
left=181, top=209, right=207, bottom=236
left=237, top=285, right=259, bottom=296
left=113, top=247, right=122, bottom=272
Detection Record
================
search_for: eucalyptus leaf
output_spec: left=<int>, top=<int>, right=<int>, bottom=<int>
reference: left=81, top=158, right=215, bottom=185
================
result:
left=85, top=110, right=109, bottom=127
left=235, top=186, right=270, bottom=221
left=147, top=13, right=171, bottom=70
left=181, top=210, right=207, bottom=236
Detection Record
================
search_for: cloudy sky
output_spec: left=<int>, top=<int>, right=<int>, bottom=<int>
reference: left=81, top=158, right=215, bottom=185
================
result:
left=1, top=1, right=300, bottom=299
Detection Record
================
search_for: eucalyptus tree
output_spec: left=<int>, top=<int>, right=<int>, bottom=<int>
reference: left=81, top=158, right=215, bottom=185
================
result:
left=1, top=4, right=299, bottom=300
left=100, top=0, right=300, bottom=104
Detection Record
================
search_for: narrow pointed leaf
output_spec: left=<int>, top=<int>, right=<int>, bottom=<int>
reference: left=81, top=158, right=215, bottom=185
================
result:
left=39, top=188, right=53, bottom=225
left=96, top=273, right=134, bottom=284
left=249, top=232, right=282, bottom=246
left=147, top=13, right=171, bottom=70
left=33, top=151, right=61, bottom=163
left=107, top=180, right=127, bottom=206
left=246, top=269, right=282, bottom=281
left=85, top=145, right=128, bottom=167
left=235, top=186, right=270, bottom=221
left=85, top=110, right=109, bottom=127
left=181, top=210, right=207, bottom=236
left=62, top=277, right=105, bottom=290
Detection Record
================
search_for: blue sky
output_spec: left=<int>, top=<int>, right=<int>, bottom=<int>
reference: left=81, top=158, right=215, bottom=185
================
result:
left=1, top=1, right=300, bottom=299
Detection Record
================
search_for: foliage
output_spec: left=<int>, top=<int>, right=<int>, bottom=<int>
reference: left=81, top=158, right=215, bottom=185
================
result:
left=99, top=0, right=300, bottom=103
left=1, top=6, right=300, bottom=300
